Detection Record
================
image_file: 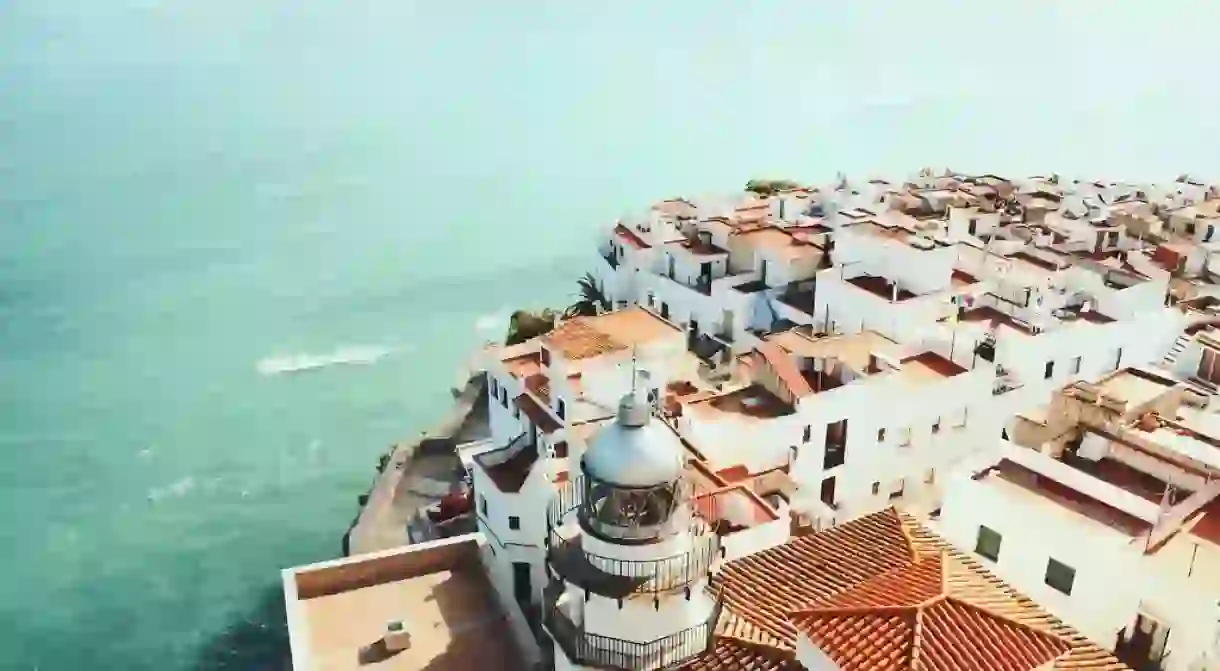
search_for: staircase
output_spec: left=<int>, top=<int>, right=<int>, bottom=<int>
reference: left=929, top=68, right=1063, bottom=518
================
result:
left=1161, top=334, right=1191, bottom=369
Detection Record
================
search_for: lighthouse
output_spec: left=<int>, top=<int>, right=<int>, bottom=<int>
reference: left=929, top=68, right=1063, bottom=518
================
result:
left=543, top=389, right=723, bottom=670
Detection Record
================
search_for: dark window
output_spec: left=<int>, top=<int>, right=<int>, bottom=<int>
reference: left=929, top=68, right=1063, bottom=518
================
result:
left=975, top=525, right=1002, bottom=561
left=820, top=476, right=836, bottom=506
left=877, top=428, right=886, bottom=442
left=490, top=377, right=498, bottom=397
left=802, top=425, right=812, bottom=443
left=932, top=417, right=941, bottom=434
left=871, top=481, right=880, bottom=495
left=968, top=218, right=978, bottom=235
left=823, top=443, right=845, bottom=469
left=660, top=302, right=670, bottom=319
left=1114, top=348, right=1123, bottom=370
left=889, top=480, right=904, bottom=500
left=553, top=441, right=569, bottom=458
left=509, top=516, right=520, bottom=530
left=480, top=495, right=488, bottom=516
left=1070, top=356, right=1082, bottom=375
left=1045, top=558, right=1076, bottom=595
left=540, top=347, right=551, bottom=367
left=1044, top=361, right=1055, bottom=379
left=1002, top=428, right=1010, bottom=440
left=556, top=399, right=566, bottom=420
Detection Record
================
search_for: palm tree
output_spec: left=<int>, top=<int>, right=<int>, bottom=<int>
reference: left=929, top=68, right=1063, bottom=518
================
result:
left=565, top=273, right=610, bottom=318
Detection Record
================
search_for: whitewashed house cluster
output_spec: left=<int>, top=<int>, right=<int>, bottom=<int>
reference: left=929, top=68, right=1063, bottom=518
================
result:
left=283, top=171, right=1220, bottom=671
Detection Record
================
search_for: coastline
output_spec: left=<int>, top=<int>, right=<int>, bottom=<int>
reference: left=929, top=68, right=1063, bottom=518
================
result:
left=342, top=370, right=489, bottom=556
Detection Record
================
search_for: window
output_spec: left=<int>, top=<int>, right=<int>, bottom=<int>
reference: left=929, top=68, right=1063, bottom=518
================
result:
left=508, top=516, right=520, bottom=531
left=932, top=417, right=941, bottom=434
left=540, top=347, right=551, bottom=367
left=975, top=525, right=1002, bottom=562
left=899, top=427, right=911, bottom=446
left=1001, top=428, right=1009, bottom=440
left=955, top=408, right=968, bottom=428
left=1114, top=348, right=1123, bottom=370
left=889, top=480, right=905, bottom=500
left=871, top=481, right=881, bottom=495
left=924, top=469, right=936, bottom=484
left=1044, top=361, right=1055, bottom=379
left=968, top=218, right=978, bottom=236
left=877, top=428, right=886, bottom=442
left=1070, top=356, right=1082, bottom=375
left=480, top=495, right=488, bottom=516
left=512, top=402, right=520, bottom=419
left=1045, top=558, right=1076, bottom=595
left=490, top=377, right=499, bottom=397
left=802, top=425, right=812, bottom=443
left=556, top=399, right=566, bottom=420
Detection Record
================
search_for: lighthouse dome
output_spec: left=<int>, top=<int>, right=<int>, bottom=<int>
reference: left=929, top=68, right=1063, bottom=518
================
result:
left=581, top=392, right=685, bottom=488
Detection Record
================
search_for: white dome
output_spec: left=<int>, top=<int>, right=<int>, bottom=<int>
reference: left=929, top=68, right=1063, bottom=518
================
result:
left=581, top=393, right=685, bottom=488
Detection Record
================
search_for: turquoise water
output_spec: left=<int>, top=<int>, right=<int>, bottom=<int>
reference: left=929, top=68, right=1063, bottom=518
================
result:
left=2, top=2, right=1219, bottom=669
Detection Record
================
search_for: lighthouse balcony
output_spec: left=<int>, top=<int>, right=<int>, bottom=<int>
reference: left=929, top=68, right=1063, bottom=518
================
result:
left=545, top=476, right=723, bottom=598
left=544, top=585, right=722, bottom=671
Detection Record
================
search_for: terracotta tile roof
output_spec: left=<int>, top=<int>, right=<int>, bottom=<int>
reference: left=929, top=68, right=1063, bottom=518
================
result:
left=543, top=319, right=627, bottom=360
left=676, top=637, right=797, bottom=671
left=685, top=508, right=1127, bottom=671
left=791, top=553, right=1071, bottom=671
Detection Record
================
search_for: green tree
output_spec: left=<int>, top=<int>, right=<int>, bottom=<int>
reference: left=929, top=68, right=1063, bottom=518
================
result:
left=564, top=273, right=609, bottom=318
left=504, top=308, right=559, bottom=346
left=745, top=178, right=801, bottom=197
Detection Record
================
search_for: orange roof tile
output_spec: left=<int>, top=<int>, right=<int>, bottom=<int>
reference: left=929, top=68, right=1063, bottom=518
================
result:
left=791, top=554, right=1071, bottom=671
left=683, top=509, right=1128, bottom=671
left=543, top=319, right=627, bottom=360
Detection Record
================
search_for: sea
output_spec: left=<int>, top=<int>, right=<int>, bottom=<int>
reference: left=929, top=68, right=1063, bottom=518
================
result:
left=1, top=2, right=1219, bottom=669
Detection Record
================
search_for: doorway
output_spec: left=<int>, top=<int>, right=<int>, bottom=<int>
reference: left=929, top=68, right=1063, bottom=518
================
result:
left=512, top=562, right=532, bottom=606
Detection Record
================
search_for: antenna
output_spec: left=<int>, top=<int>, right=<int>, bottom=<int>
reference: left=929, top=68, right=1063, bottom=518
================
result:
left=630, top=345, right=639, bottom=395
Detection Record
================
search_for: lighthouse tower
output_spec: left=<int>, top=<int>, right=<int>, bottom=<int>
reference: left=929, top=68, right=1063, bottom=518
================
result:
left=543, top=389, right=722, bottom=671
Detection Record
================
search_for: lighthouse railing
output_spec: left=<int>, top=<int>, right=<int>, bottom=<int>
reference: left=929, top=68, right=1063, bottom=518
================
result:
left=546, top=595, right=722, bottom=670
left=545, top=475, right=724, bottom=596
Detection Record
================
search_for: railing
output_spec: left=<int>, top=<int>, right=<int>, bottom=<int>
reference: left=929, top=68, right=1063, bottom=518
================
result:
left=546, top=596, right=722, bottom=670
left=545, top=476, right=723, bottom=596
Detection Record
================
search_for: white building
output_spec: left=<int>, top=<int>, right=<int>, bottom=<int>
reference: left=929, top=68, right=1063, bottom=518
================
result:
left=937, top=366, right=1220, bottom=671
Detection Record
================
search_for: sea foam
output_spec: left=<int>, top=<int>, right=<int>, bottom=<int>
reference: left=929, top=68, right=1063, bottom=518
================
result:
left=255, top=345, right=395, bottom=376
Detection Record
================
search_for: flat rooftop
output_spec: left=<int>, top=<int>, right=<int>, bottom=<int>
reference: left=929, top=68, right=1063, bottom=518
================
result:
left=1093, top=367, right=1176, bottom=410
left=684, top=383, right=795, bottom=421
left=543, top=306, right=681, bottom=361
left=983, top=458, right=1153, bottom=538
left=844, top=274, right=919, bottom=302
left=765, top=329, right=902, bottom=374
left=283, top=535, right=525, bottom=671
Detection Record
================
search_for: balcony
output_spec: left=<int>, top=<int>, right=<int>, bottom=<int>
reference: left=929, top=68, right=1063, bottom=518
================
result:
left=546, top=593, right=721, bottom=671
left=545, top=476, right=723, bottom=598
left=666, top=271, right=712, bottom=296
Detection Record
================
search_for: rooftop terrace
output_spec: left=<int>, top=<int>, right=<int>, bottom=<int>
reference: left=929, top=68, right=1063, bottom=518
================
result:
left=283, top=535, right=525, bottom=671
